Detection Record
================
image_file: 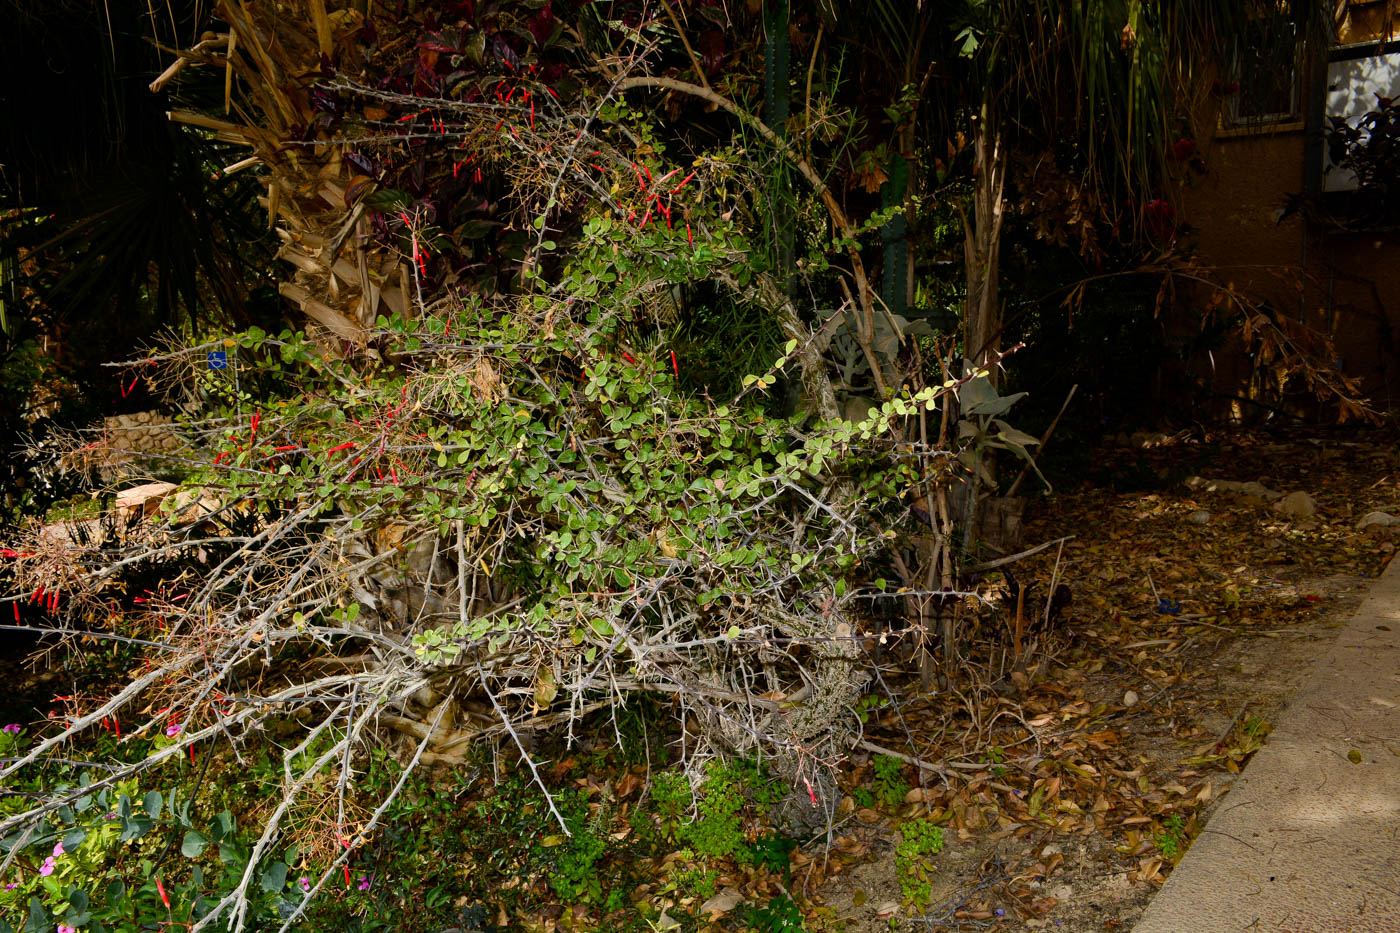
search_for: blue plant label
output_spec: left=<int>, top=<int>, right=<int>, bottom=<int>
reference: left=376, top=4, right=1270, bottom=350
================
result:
left=207, top=350, right=228, bottom=370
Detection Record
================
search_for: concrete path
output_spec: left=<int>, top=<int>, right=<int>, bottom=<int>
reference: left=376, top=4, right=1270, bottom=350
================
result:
left=1134, top=554, right=1400, bottom=933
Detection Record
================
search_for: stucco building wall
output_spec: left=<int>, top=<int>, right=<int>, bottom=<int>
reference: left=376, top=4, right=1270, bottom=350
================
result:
left=1177, top=7, right=1400, bottom=416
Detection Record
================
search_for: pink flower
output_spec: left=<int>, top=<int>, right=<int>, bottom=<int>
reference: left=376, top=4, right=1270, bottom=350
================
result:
left=51, top=842, right=64, bottom=858
left=357, top=875, right=371, bottom=891
left=58, top=925, right=77, bottom=933
left=165, top=722, right=181, bottom=738
left=299, top=877, right=310, bottom=892
left=2, top=724, right=20, bottom=734
left=38, top=857, right=55, bottom=877
left=3, top=883, right=17, bottom=890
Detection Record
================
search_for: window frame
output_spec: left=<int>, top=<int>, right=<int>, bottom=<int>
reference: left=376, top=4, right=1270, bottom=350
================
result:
left=1222, top=19, right=1305, bottom=129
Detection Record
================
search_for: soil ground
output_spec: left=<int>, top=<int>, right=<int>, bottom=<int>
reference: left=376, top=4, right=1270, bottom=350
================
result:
left=3, top=427, right=1396, bottom=933
left=799, top=427, right=1398, bottom=933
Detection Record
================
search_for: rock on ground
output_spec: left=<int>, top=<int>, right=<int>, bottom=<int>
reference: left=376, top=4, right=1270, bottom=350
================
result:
left=1274, top=491, right=1316, bottom=519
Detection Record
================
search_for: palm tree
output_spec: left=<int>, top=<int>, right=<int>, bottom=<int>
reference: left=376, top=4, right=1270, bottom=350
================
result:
left=0, top=0, right=274, bottom=384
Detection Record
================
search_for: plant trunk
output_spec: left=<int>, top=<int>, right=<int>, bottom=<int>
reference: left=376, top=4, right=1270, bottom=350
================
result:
left=963, top=99, right=1007, bottom=373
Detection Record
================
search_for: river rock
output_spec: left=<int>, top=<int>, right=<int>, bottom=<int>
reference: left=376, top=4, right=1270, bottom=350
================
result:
left=1357, top=511, right=1400, bottom=530
left=1274, top=491, right=1316, bottom=519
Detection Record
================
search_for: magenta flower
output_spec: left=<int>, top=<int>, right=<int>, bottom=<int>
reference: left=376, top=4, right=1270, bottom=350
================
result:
left=38, top=857, right=55, bottom=877
left=2, top=724, right=20, bottom=734
left=357, top=875, right=372, bottom=891
left=299, top=877, right=310, bottom=892
left=165, top=722, right=182, bottom=738
left=51, top=843, right=64, bottom=858
left=58, top=925, right=77, bottom=933
left=3, top=883, right=17, bottom=891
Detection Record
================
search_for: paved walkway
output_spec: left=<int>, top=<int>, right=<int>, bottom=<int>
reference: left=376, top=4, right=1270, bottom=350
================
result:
left=1134, top=554, right=1400, bottom=933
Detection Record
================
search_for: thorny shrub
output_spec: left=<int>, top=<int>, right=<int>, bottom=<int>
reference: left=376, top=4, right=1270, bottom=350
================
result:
left=2, top=206, right=974, bottom=929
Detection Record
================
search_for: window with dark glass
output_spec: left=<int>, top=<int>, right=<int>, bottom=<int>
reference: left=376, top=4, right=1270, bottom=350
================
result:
left=1226, top=19, right=1302, bottom=126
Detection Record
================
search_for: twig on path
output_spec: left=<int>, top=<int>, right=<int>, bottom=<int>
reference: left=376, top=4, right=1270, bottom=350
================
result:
left=969, top=536, right=1074, bottom=572
left=855, top=739, right=952, bottom=780
left=1006, top=383, right=1076, bottom=497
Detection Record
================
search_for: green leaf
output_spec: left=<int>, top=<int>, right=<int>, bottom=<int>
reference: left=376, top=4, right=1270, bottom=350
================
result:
left=993, top=420, right=1041, bottom=447
left=181, top=831, right=208, bottom=858
left=961, top=379, right=1026, bottom=417
left=25, top=896, right=48, bottom=933
left=260, top=862, right=288, bottom=893
left=143, top=791, right=163, bottom=820
left=212, top=810, right=234, bottom=841
left=364, top=188, right=411, bottom=211
left=118, top=817, right=152, bottom=842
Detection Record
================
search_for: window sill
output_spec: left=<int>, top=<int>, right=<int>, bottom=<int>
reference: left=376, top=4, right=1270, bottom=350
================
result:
left=1215, top=119, right=1306, bottom=138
